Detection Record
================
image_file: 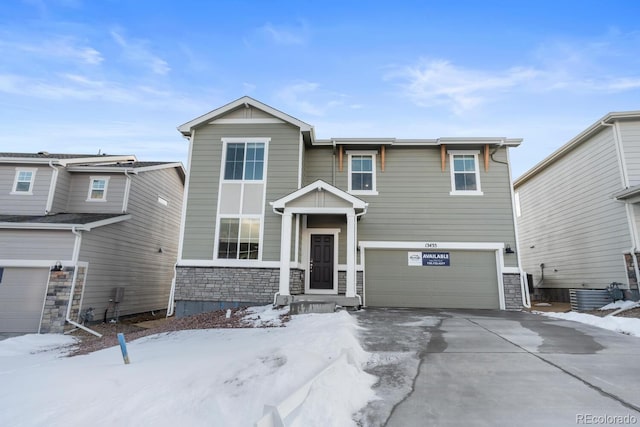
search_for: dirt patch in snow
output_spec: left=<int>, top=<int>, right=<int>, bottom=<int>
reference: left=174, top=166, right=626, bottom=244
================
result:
left=67, top=307, right=290, bottom=357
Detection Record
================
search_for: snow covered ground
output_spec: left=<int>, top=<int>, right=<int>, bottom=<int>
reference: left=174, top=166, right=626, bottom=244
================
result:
left=541, top=305, right=640, bottom=337
left=0, top=307, right=377, bottom=427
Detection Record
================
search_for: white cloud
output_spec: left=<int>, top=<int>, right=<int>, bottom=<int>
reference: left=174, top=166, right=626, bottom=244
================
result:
left=110, top=29, right=170, bottom=75
left=388, top=59, right=539, bottom=114
left=275, top=81, right=347, bottom=117
left=261, top=22, right=307, bottom=45
left=0, top=37, right=103, bottom=65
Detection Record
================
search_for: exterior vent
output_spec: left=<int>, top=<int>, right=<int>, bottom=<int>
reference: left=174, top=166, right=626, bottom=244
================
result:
left=37, top=151, right=49, bottom=156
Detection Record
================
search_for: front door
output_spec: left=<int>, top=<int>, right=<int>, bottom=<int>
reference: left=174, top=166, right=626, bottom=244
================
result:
left=310, top=234, right=334, bottom=290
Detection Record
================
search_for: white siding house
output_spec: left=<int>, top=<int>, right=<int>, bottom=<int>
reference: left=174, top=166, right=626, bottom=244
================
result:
left=514, top=112, right=640, bottom=301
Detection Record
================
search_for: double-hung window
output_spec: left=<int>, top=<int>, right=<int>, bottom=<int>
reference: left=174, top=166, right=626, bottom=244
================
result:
left=88, top=176, right=109, bottom=201
left=348, top=151, right=378, bottom=195
left=449, top=151, right=483, bottom=195
left=11, top=168, right=37, bottom=194
left=217, top=138, right=269, bottom=261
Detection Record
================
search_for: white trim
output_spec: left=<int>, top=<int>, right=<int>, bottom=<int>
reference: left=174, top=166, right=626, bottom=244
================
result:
left=86, top=176, right=110, bottom=202
left=514, top=191, right=521, bottom=217
left=45, top=163, right=59, bottom=214
left=272, top=179, right=367, bottom=210
left=210, top=118, right=286, bottom=124
left=176, top=130, right=194, bottom=263
left=11, top=167, right=37, bottom=195
left=347, top=151, right=378, bottom=195
left=298, top=133, right=304, bottom=189
left=496, top=249, right=506, bottom=310
left=448, top=151, right=483, bottom=196
left=122, top=171, right=132, bottom=212
left=304, top=228, right=340, bottom=295
left=613, top=121, right=630, bottom=188
left=359, top=241, right=505, bottom=250
left=0, top=214, right=130, bottom=230
left=177, top=259, right=290, bottom=268
left=502, top=267, right=521, bottom=274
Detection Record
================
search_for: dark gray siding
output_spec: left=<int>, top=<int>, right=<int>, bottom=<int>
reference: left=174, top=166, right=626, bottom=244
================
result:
left=181, top=123, right=300, bottom=260
left=0, top=165, right=52, bottom=215
left=78, top=167, right=184, bottom=317
left=66, top=173, right=127, bottom=213
left=305, top=145, right=519, bottom=267
left=516, top=127, right=630, bottom=289
left=0, top=229, right=75, bottom=260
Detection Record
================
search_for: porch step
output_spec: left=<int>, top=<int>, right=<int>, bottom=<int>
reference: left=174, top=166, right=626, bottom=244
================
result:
left=290, top=301, right=336, bottom=315
left=276, top=294, right=361, bottom=308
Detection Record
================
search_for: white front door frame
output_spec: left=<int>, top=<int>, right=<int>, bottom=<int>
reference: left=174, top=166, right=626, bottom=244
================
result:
left=303, top=227, right=340, bottom=295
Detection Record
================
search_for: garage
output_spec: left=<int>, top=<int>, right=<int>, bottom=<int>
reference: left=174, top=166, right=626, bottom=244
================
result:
left=364, top=249, right=500, bottom=309
left=0, top=267, right=50, bottom=333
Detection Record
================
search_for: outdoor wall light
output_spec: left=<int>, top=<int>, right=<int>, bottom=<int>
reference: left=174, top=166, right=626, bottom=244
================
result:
left=52, top=261, right=63, bottom=271
left=505, top=244, right=515, bottom=254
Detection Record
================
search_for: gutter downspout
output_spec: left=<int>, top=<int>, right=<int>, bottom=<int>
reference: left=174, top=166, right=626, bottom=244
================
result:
left=66, top=226, right=102, bottom=337
left=122, top=169, right=135, bottom=213
left=354, top=208, right=368, bottom=307
left=332, top=140, right=336, bottom=186
left=603, top=120, right=640, bottom=289
left=505, top=144, right=531, bottom=308
left=45, top=160, right=59, bottom=215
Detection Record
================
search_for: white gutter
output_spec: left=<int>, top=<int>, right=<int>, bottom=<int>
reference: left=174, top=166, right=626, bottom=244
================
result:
left=66, top=226, right=102, bottom=337
left=45, top=160, right=60, bottom=215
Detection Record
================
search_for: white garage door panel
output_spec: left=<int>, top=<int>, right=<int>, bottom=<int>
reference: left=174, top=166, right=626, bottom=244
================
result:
left=0, top=268, right=49, bottom=333
left=365, top=250, right=500, bottom=309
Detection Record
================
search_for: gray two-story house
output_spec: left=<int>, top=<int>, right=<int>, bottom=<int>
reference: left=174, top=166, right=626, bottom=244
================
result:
left=0, top=153, right=184, bottom=334
left=515, top=111, right=640, bottom=301
left=171, top=96, right=528, bottom=315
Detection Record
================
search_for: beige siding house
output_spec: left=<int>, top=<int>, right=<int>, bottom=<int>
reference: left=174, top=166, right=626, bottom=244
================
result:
left=172, top=97, right=528, bottom=314
left=514, top=111, right=640, bottom=301
left=0, top=153, right=184, bottom=334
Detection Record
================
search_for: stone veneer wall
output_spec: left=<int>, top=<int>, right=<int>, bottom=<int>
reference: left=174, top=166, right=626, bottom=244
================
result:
left=337, top=271, right=364, bottom=295
left=175, top=267, right=305, bottom=305
left=40, top=266, right=86, bottom=334
left=503, top=273, right=523, bottom=310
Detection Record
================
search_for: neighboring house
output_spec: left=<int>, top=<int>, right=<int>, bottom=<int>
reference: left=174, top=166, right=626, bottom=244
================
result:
left=0, top=153, right=185, bottom=334
left=514, top=111, right=640, bottom=301
left=171, top=96, right=528, bottom=316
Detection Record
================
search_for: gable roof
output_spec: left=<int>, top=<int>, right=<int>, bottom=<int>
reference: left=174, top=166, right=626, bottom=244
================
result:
left=271, top=180, right=368, bottom=213
left=514, top=111, right=640, bottom=188
left=66, top=161, right=186, bottom=182
left=177, top=96, right=314, bottom=137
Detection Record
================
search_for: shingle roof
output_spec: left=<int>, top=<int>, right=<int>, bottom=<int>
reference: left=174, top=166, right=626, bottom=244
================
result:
left=0, top=153, right=124, bottom=159
left=89, top=161, right=174, bottom=168
left=0, top=213, right=126, bottom=225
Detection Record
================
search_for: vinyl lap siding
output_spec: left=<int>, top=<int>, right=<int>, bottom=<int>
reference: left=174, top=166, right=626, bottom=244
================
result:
left=181, top=123, right=300, bottom=261
left=305, top=145, right=519, bottom=267
left=0, top=165, right=51, bottom=215
left=51, top=169, right=71, bottom=213
left=619, top=120, right=640, bottom=186
left=78, top=167, right=184, bottom=317
left=516, top=128, right=630, bottom=289
left=67, top=173, right=127, bottom=213
left=0, top=229, right=75, bottom=260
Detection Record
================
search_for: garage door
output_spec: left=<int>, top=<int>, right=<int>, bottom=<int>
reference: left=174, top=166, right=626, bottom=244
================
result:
left=0, top=268, right=49, bottom=333
left=364, top=249, right=500, bottom=309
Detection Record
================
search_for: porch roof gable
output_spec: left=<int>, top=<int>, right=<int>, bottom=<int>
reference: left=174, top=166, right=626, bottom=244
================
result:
left=270, top=180, right=368, bottom=213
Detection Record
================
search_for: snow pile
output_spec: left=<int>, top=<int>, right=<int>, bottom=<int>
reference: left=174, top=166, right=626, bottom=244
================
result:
left=599, top=300, right=639, bottom=311
left=0, top=308, right=376, bottom=427
left=243, top=304, right=289, bottom=327
left=542, top=311, right=640, bottom=337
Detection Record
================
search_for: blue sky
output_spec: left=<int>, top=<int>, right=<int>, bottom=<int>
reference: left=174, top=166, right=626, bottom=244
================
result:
left=1, top=0, right=639, bottom=178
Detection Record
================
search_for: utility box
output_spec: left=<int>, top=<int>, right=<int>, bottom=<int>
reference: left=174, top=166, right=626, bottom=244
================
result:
left=114, top=287, right=125, bottom=303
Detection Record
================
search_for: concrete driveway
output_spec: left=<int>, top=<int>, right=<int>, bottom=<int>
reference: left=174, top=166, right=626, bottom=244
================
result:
left=355, top=308, right=640, bottom=427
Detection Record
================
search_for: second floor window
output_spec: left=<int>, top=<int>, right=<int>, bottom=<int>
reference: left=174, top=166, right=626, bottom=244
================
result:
left=348, top=151, right=378, bottom=195
left=224, top=142, right=265, bottom=181
left=88, top=177, right=109, bottom=201
left=449, top=151, right=483, bottom=195
left=12, top=169, right=36, bottom=194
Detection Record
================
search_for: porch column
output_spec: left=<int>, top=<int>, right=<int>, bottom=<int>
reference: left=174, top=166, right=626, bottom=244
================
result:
left=279, top=210, right=293, bottom=296
left=346, top=212, right=356, bottom=297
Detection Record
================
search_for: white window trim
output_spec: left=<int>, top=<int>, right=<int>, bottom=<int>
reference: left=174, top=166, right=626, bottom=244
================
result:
left=214, top=137, right=270, bottom=261
left=87, top=176, right=110, bottom=202
left=347, top=150, right=378, bottom=195
left=221, top=137, right=270, bottom=183
left=514, top=191, right=521, bottom=217
left=11, top=168, right=37, bottom=195
left=448, top=150, right=483, bottom=196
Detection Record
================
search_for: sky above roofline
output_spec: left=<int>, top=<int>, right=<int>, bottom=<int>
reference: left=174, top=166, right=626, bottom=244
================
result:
left=0, top=0, right=639, bottom=179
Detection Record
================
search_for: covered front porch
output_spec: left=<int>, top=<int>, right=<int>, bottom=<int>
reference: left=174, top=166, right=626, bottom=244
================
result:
left=270, top=180, right=368, bottom=308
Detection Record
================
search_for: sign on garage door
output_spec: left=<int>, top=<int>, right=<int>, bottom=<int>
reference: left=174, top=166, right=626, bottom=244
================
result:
left=365, top=249, right=500, bottom=309
left=0, top=268, right=49, bottom=333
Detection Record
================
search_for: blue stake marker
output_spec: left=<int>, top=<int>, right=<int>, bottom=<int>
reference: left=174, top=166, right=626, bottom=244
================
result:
left=117, top=333, right=130, bottom=364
